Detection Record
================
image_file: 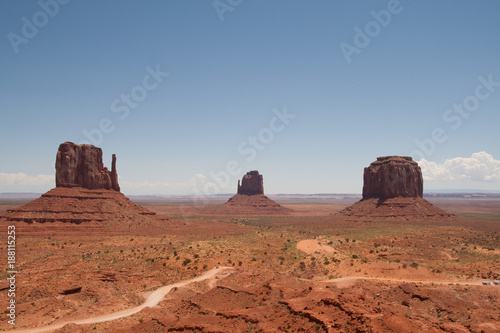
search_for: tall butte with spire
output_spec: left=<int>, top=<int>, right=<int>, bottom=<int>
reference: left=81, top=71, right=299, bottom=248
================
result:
left=0, top=142, right=170, bottom=235
left=340, top=156, right=452, bottom=219
left=55, top=141, right=120, bottom=191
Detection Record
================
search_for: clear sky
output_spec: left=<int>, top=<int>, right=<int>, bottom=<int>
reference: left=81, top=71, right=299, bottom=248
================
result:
left=1, top=0, right=499, bottom=195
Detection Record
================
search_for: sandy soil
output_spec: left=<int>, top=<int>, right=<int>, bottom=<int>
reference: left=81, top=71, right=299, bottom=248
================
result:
left=296, top=238, right=336, bottom=254
left=1, top=196, right=499, bottom=332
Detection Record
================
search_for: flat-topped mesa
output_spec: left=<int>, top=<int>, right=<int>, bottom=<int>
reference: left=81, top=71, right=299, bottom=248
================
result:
left=55, top=142, right=120, bottom=191
left=362, top=156, right=423, bottom=200
left=237, top=170, right=264, bottom=196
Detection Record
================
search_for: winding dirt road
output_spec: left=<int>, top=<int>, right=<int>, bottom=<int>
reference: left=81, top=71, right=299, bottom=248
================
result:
left=15, top=266, right=233, bottom=333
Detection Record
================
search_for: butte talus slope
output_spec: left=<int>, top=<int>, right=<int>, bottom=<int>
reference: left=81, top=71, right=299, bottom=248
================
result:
left=0, top=142, right=170, bottom=235
left=340, top=156, right=453, bottom=220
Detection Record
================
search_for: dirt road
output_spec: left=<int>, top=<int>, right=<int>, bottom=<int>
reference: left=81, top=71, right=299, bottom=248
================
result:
left=309, top=275, right=486, bottom=287
left=15, top=266, right=234, bottom=333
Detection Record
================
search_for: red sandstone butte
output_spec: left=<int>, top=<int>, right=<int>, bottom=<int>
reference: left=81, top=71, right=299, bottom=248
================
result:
left=237, top=170, right=264, bottom=195
left=220, top=171, right=291, bottom=215
left=341, top=156, right=452, bottom=219
left=56, top=141, right=120, bottom=191
left=0, top=142, right=171, bottom=234
left=362, top=156, right=423, bottom=199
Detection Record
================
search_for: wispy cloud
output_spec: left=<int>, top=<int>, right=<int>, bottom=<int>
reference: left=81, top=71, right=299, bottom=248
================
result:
left=419, top=151, right=500, bottom=182
left=0, top=172, right=54, bottom=191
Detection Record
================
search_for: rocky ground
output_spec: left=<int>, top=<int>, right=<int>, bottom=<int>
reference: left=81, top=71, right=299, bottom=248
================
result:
left=0, top=197, right=499, bottom=332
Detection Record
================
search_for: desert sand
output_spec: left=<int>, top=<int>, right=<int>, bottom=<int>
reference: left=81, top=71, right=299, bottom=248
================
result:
left=1, top=196, right=499, bottom=333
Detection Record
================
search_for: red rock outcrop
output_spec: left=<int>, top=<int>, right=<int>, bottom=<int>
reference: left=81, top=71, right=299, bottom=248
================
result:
left=0, top=142, right=172, bottom=234
left=209, top=171, right=292, bottom=215
left=341, top=156, right=452, bottom=219
left=2, top=187, right=156, bottom=222
left=111, top=268, right=499, bottom=333
left=56, top=141, right=120, bottom=191
left=362, top=156, right=422, bottom=199
left=224, top=193, right=291, bottom=214
left=340, top=196, right=453, bottom=219
left=237, top=170, right=264, bottom=195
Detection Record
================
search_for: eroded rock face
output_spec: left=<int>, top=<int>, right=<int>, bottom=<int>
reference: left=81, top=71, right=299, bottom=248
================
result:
left=237, top=170, right=264, bottom=195
left=55, top=142, right=120, bottom=191
left=362, top=156, right=423, bottom=199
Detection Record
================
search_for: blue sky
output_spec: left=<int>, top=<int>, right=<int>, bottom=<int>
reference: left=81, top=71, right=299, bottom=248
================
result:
left=1, top=0, right=499, bottom=195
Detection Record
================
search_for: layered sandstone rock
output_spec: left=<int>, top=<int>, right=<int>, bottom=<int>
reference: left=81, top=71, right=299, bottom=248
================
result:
left=340, top=156, right=452, bottom=219
left=0, top=186, right=173, bottom=236
left=340, top=196, right=452, bottom=219
left=56, top=142, right=120, bottom=191
left=362, top=156, right=422, bottom=199
left=0, top=142, right=171, bottom=234
left=218, top=171, right=291, bottom=215
left=237, top=170, right=264, bottom=195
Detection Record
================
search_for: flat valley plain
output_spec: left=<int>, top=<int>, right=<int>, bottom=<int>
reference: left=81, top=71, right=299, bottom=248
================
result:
left=1, top=195, right=499, bottom=332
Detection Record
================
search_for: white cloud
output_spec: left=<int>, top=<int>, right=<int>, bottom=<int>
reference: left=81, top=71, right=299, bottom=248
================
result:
left=419, top=151, right=500, bottom=182
left=0, top=172, right=54, bottom=191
